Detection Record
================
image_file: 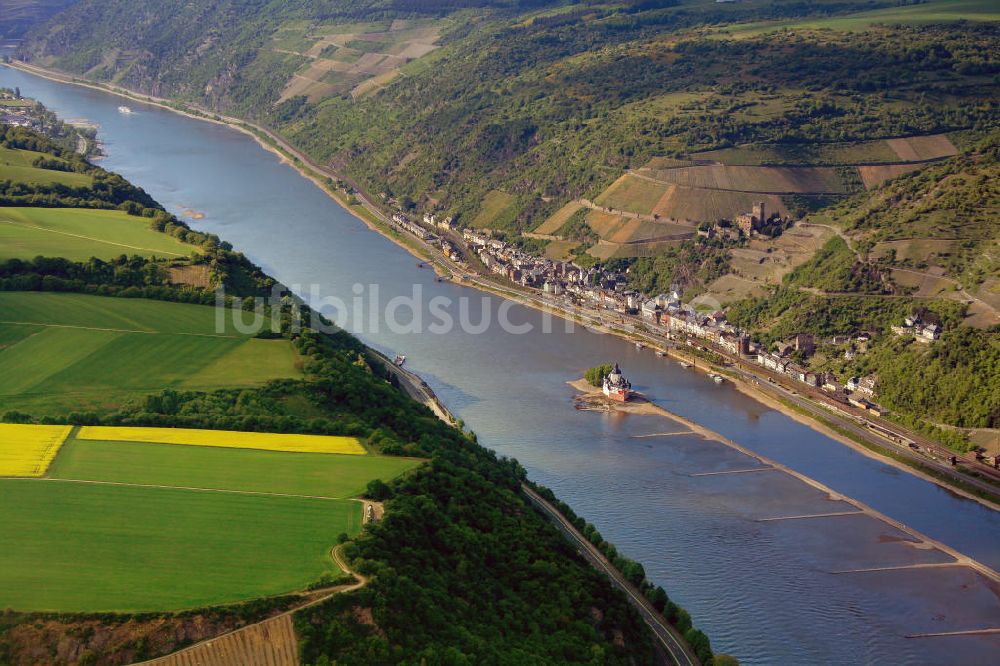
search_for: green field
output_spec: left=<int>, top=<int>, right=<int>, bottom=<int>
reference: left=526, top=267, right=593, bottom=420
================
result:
left=49, top=437, right=423, bottom=498
left=0, top=146, right=92, bottom=187
left=0, top=291, right=265, bottom=335
left=0, top=478, right=360, bottom=612
left=0, top=206, right=193, bottom=261
left=709, top=0, right=1000, bottom=37
left=639, top=165, right=848, bottom=194
left=0, top=427, right=425, bottom=612
left=692, top=140, right=902, bottom=166
left=594, top=174, right=667, bottom=215
left=471, top=189, right=517, bottom=228
left=0, top=293, right=301, bottom=415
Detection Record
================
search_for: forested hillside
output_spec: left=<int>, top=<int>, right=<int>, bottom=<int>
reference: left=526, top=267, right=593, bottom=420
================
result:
left=20, top=1, right=1000, bottom=233
left=0, top=1, right=78, bottom=39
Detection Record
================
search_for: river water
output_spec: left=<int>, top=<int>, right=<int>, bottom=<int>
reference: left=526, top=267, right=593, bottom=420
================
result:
left=3, top=66, right=999, bottom=664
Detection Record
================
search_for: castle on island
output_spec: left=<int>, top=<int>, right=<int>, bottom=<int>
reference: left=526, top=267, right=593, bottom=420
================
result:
left=602, top=363, right=632, bottom=402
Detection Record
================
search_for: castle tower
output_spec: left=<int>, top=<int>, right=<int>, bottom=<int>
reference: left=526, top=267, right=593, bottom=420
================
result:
left=752, top=201, right=766, bottom=225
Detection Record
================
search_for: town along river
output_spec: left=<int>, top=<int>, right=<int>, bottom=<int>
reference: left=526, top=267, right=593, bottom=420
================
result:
left=5, top=65, right=999, bottom=665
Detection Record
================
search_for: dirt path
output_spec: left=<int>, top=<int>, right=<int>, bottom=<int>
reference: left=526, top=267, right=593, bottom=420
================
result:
left=132, top=545, right=366, bottom=666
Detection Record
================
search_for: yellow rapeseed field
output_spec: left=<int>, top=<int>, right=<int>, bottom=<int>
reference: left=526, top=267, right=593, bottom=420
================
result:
left=77, top=426, right=366, bottom=455
left=0, top=424, right=73, bottom=476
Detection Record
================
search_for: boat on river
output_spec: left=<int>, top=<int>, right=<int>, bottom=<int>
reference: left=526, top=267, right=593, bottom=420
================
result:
left=117, top=105, right=133, bottom=114
left=394, top=354, right=406, bottom=366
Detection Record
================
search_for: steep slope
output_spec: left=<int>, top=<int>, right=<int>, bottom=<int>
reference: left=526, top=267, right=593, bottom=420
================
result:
left=0, top=1, right=78, bottom=40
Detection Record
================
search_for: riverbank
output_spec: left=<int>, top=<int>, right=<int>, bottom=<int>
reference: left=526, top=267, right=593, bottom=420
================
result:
left=3, top=60, right=437, bottom=268
left=568, top=379, right=1000, bottom=585
left=8, top=58, right=996, bottom=512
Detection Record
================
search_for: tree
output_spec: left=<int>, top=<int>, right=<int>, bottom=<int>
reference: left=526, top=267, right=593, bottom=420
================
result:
left=650, top=586, right=669, bottom=613
left=585, top=363, right=614, bottom=387
left=365, top=478, right=393, bottom=501
left=713, top=655, right=740, bottom=666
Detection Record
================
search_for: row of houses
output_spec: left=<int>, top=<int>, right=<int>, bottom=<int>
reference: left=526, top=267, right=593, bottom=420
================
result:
left=390, top=212, right=437, bottom=241
left=385, top=204, right=888, bottom=414
left=462, top=228, right=609, bottom=290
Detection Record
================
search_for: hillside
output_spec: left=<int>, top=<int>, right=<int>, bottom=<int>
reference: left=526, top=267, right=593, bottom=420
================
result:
left=720, top=137, right=1000, bottom=446
left=16, top=0, right=998, bottom=458
left=17, top=2, right=999, bottom=233
left=0, top=1, right=78, bottom=40
left=0, top=115, right=720, bottom=663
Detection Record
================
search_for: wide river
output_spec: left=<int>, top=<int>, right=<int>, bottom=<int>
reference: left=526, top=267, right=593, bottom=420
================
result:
left=4, top=66, right=999, bottom=664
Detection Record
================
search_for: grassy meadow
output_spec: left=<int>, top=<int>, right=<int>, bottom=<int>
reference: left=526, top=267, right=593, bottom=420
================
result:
left=0, top=206, right=194, bottom=261
left=471, top=190, right=517, bottom=229
left=0, top=293, right=301, bottom=415
left=0, top=478, right=360, bottom=612
left=51, top=436, right=422, bottom=498
left=0, top=146, right=92, bottom=187
left=707, top=0, right=1000, bottom=38
left=0, top=424, right=426, bottom=612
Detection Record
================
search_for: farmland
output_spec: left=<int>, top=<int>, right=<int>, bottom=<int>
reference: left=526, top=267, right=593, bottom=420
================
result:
left=77, top=426, right=365, bottom=455
left=52, top=436, right=420, bottom=498
left=652, top=187, right=788, bottom=225
left=593, top=174, right=669, bottom=215
left=710, top=0, right=1000, bottom=37
left=0, top=478, right=360, bottom=612
left=0, top=145, right=91, bottom=187
left=691, top=134, right=957, bottom=167
left=0, top=424, right=425, bottom=612
left=0, top=423, right=71, bottom=476
left=275, top=18, right=445, bottom=102
left=0, top=292, right=301, bottom=415
left=0, top=206, right=194, bottom=261
left=533, top=201, right=583, bottom=235
left=857, top=164, right=923, bottom=190
left=635, top=166, right=849, bottom=194
left=577, top=133, right=960, bottom=232
left=470, top=189, right=517, bottom=229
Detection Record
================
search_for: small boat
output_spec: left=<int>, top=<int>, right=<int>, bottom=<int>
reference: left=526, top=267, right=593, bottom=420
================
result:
left=394, top=354, right=406, bottom=366
left=712, top=374, right=724, bottom=385
left=117, top=105, right=133, bottom=114
left=655, top=350, right=665, bottom=357
left=635, top=342, right=644, bottom=349
left=679, top=361, right=692, bottom=369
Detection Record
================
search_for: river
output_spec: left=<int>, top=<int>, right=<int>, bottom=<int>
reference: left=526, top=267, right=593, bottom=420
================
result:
left=3, top=65, right=998, bottom=665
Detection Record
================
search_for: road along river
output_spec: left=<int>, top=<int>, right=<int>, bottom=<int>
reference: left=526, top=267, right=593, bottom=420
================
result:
left=4, top=65, right=998, bottom=665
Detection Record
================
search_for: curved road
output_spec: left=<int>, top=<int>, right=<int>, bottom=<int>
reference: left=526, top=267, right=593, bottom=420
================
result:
left=521, top=484, right=700, bottom=666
